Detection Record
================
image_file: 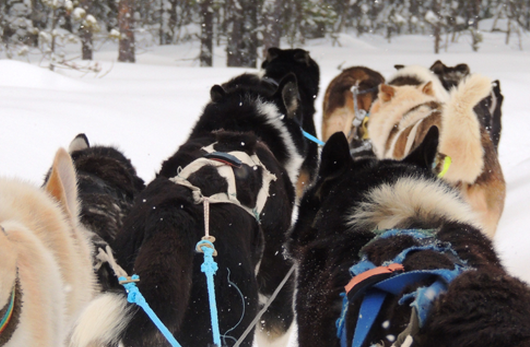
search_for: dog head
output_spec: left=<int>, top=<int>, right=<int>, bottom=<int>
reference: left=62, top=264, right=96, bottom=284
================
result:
left=430, top=60, right=470, bottom=90
left=368, top=81, right=438, bottom=159
left=261, top=47, right=320, bottom=100
left=206, top=73, right=305, bottom=187
left=68, top=133, right=145, bottom=197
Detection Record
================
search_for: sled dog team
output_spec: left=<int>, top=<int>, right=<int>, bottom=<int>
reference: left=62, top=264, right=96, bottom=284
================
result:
left=1, top=48, right=529, bottom=347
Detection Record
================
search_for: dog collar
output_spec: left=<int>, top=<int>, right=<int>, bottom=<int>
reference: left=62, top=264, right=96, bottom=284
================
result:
left=0, top=279, right=21, bottom=346
left=0, top=288, right=15, bottom=335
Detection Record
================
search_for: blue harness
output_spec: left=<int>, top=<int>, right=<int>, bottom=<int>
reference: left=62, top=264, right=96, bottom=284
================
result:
left=336, top=229, right=471, bottom=347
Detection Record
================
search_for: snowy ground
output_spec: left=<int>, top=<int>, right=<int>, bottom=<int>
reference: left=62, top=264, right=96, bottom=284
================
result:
left=1, top=26, right=529, bottom=345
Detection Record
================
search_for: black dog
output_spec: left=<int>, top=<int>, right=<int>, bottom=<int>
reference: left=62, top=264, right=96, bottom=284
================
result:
left=67, top=133, right=145, bottom=290
left=261, top=47, right=321, bottom=195
left=430, top=60, right=504, bottom=152
left=287, top=128, right=530, bottom=347
left=70, top=73, right=305, bottom=347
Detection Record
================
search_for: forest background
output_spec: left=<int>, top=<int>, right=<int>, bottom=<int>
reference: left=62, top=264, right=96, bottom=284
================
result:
left=1, top=0, right=529, bottom=69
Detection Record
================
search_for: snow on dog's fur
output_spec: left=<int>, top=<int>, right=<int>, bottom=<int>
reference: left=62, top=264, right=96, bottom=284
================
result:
left=287, top=130, right=530, bottom=347
left=0, top=148, right=97, bottom=347
left=367, top=74, right=505, bottom=238
left=70, top=73, right=306, bottom=347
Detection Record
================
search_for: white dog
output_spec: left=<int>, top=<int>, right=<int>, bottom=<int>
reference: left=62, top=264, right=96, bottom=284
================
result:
left=0, top=148, right=97, bottom=347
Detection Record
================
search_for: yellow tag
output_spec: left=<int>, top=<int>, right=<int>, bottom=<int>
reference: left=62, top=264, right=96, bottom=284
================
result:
left=437, top=155, right=452, bottom=178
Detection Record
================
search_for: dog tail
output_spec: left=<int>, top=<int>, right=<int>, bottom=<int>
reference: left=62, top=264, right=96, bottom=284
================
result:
left=440, top=73, right=493, bottom=184
left=69, top=292, right=134, bottom=347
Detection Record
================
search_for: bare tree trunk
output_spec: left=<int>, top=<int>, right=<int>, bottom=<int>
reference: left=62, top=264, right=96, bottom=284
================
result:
left=432, top=0, right=441, bottom=54
left=434, top=23, right=441, bottom=53
left=200, top=0, right=213, bottom=67
left=226, top=0, right=258, bottom=67
left=118, top=0, right=135, bottom=63
left=80, top=0, right=93, bottom=60
left=167, top=0, right=177, bottom=44
left=262, top=0, right=284, bottom=54
left=226, top=0, right=241, bottom=67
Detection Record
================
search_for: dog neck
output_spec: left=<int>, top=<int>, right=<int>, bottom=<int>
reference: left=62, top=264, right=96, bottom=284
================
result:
left=346, top=176, right=481, bottom=231
left=0, top=278, right=21, bottom=346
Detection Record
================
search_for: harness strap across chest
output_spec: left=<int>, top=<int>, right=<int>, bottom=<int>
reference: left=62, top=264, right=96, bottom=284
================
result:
left=170, top=143, right=277, bottom=222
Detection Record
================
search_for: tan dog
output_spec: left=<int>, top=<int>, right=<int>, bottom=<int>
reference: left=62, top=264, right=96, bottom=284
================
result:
left=367, top=74, right=505, bottom=238
left=322, top=66, right=384, bottom=153
left=0, top=148, right=97, bottom=347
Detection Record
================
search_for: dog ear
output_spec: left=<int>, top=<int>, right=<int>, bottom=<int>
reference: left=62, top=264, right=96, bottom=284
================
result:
left=430, top=60, right=446, bottom=74
left=276, top=73, right=300, bottom=119
left=210, top=85, right=226, bottom=103
left=394, top=64, right=405, bottom=70
left=44, top=148, right=80, bottom=220
left=69, top=133, right=90, bottom=153
left=379, top=84, right=395, bottom=102
left=422, top=81, right=435, bottom=96
left=455, top=63, right=470, bottom=75
left=403, top=126, right=439, bottom=171
left=318, top=132, right=352, bottom=180
left=293, top=49, right=311, bottom=66
left=265, top=47, right=281, bottom=62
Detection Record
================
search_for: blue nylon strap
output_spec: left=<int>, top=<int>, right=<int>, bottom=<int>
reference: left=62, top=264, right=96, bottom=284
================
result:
left=301, top=129, right=326, bottom=146
left=197, top=240, right=222, bottom=347
left=351, top=289, right=387, bottom=347
left=119, top=276, right=182, bottom=347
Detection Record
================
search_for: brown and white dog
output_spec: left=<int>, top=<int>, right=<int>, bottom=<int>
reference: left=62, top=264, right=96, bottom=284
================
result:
left=322, top=66, right=384, bottom=157
left=367, top=74, right=505, bottom=238
left=0, top=148, right=97, bottom=347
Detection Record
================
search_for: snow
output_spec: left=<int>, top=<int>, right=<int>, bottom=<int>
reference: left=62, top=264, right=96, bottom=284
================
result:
left=1, top=30, right=529, bottom=344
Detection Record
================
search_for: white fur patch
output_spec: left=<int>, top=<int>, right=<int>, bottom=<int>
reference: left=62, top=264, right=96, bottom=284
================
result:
left=346, top=176, right=481, bottom=231
left=256, top=100, right=304, bottom=187
left=69, top=293, right=134, bottom=347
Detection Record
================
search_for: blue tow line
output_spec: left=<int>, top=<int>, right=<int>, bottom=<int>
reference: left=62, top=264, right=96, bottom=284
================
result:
left=119, top=275, right=183, bottom=347
left=118, top=239, right=223, bottom=347
left=302, top=129, right=326, bottom=146
left=197, top=239, right=222, bottom=347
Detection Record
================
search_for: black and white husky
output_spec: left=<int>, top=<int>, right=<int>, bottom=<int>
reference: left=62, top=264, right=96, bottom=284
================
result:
left=70, top=74, right=305, bottom=347
left=68, top=134, right=145, bottom=290
left=261, top=47, right=321, bottom=195
left=287, top=129, right=530, bottom=347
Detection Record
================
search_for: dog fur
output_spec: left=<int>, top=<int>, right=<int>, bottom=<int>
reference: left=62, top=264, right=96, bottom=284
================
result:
left=287, top=130, right=530, bottom=347
left=261, top=47, right=320, bottom=195
left=67, top=133, right=145, bottom=291
left=367, top=74, right=505, bottom=238
left=70, top=73, right=304, bottom=347
left=321, top=66, right=385, bottom=157
left=0, top=148, right=97, bottom=347
left=389, top=64, right=450, bottom=102
left=430, top=60, right=504, bottom=152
